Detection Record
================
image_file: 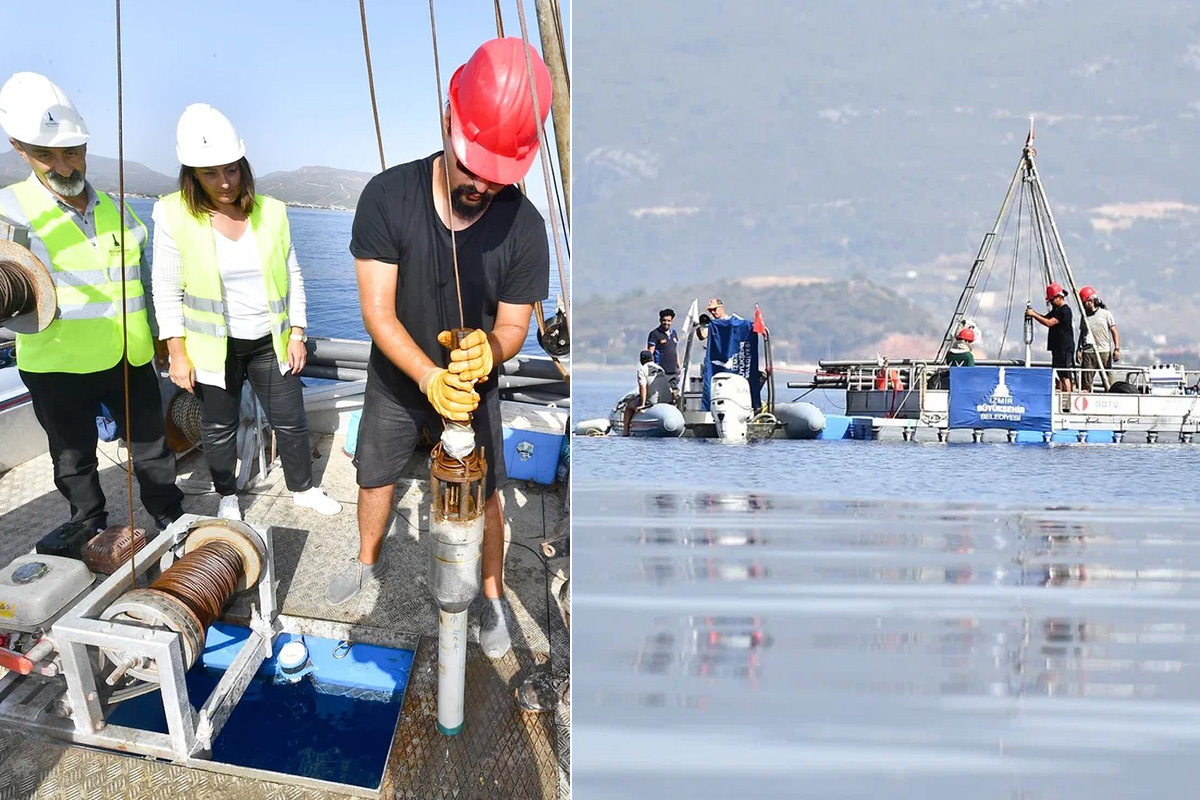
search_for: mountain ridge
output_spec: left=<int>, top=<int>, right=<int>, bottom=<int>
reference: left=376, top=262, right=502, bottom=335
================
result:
left=0, top=150, right=370, bottom=210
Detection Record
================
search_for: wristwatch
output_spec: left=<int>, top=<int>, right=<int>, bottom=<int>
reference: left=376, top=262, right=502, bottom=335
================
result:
left=290, top=332, right=307, bottom=342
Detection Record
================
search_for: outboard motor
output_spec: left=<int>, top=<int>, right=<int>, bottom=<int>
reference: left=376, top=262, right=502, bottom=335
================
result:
left=710, top=373, right=753, bottom=443
left=537, top=309, right=569, bottom=357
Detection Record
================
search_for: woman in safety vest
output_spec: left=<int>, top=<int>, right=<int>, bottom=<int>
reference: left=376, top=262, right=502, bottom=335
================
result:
left=151, top=104, right=341, bottom=520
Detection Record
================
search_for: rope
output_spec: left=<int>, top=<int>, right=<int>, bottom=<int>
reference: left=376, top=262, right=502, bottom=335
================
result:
left=514, top=0, right=571, bottom=331
left=151, top=541, right=244, bottom=630
left=359, top=0, right=387, bottom=172
left=114, top=0, right=137, bottom=592
left=426, top=0, right=465, bottom=330
left=0, top=261, right=35, bottom=322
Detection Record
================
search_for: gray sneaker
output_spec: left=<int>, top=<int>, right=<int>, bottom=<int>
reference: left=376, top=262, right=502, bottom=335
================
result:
left=480, top=597, right=513, bottom=659
left=325, top=554, right=388, bottom=606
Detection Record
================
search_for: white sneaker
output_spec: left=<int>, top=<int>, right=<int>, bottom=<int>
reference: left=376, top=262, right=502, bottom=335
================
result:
left=293, top=487, right=342, bottom=516
left=217, top=494, right=241, bottom=521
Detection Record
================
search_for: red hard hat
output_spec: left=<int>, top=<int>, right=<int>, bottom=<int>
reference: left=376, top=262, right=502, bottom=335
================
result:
left=448, top=38, right=552, bottom=186
left=1079, top=285, right=1097, bottom=302
left=1045, top=282, right=1064, bottom=302
left=956, top=327, right=976, bottom=343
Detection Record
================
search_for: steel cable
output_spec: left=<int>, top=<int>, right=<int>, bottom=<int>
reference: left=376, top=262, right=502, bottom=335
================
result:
left=0, top=261, right=35, bottom=322
left=359, top=0, right=387, bottom=172
left=151, top=541, right=244, bottom=630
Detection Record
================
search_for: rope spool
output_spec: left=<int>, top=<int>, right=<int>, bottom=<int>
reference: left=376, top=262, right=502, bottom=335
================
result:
left=98, top=520, right=265, bottom=683
left=0, top=241, right=56, bottom=333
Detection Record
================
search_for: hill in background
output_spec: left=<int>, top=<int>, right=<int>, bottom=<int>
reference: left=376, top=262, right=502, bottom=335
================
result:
left=577, top=276, right=940, bottom=366
left=574, top=0, right=1200, bottom=361
left=0, top=149, right=370, bottom=210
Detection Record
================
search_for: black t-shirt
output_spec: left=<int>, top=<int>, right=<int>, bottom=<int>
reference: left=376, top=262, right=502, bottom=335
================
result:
left=1047, top=303, right=1073, bottom=353
left=646, top=325, right=679, bottom=374
left=350, top=153, right=550, bottom=405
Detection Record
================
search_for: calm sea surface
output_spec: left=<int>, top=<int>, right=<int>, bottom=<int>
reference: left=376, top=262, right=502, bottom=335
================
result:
left=574, top=369, right=1200, bottom=799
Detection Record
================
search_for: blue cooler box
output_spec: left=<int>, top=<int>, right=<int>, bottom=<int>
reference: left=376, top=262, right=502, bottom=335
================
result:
left=343, top=408, right=363, bottom=457
left=502, top=404, right=568, bottom=485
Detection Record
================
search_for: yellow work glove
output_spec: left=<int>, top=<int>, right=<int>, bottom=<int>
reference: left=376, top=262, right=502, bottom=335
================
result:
left=419, top=368, right=479, bottom=421
left=438, top=328, right=494, bottom=384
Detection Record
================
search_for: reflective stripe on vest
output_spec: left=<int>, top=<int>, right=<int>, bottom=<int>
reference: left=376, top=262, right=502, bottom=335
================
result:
left=8, top=175, right=152, bottom=373
left=160, top=192, right=292, bottom=374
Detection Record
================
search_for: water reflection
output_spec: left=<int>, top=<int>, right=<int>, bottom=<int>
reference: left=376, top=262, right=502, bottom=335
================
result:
left=577, top=487, right=1200, bottom=797
left=633, top=615, right=774, bottom=701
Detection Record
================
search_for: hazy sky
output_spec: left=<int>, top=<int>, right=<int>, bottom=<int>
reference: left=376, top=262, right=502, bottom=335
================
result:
left=1, top=0, right=570, bottom=186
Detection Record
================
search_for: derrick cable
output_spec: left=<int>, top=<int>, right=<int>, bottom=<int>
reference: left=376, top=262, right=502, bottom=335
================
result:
left=1026, top=183, right=1033, bottom=305
left=548, top=0, right=570, bottom=93
left=0, top=262, right=35, bottom=321
left=115, top=0, right=137, bottom=591
left=998, top=185, right=1025, bottom=359
left=514, top=0, right=571, bottom=331
left=542, top=0, right=571, bottom=243
left=496, top=0, right=571, bottom=267
left=970, top=182, right=1018, bottom=323
left=493, top=0, right=506, bottom=36
left=426, top=0, right=465, bottom=328
left=359, top=0, right=387, bottom=172
left=528, top=0, right=571, bottom=245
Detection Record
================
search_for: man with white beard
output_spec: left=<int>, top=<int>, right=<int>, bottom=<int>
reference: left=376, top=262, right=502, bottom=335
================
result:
left=0, top=72, right=183, bottom=535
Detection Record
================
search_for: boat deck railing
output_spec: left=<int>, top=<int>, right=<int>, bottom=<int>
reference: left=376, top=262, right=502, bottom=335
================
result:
left=810, top=360, right=1200, bottom=397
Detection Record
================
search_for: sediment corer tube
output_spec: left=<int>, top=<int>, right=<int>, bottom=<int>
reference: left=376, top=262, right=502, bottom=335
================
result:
left=428, top=329, right=489, bottom=736
left=428, top=432, right=486, bottom=736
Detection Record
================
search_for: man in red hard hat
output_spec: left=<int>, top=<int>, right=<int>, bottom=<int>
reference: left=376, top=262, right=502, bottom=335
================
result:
left=1026, top=283, right=1075, bottom=392
left=946, top=327, right=976, bottom=367
left=332, top=39, right=552, bottom=661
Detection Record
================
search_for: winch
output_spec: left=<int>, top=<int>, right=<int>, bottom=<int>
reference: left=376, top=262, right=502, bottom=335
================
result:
left=0, top=516, right=277, bottom=760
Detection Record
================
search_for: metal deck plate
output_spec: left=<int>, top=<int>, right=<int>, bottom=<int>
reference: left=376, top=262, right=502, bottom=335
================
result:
left=0, top=433, right=570, bottom=798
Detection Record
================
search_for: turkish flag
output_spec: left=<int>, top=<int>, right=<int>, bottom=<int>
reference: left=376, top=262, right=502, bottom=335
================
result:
left=752, top=304, right=767, bottom=334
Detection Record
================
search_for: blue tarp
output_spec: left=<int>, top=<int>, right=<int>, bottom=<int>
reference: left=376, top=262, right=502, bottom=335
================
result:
left=702, top=318, right=761, bottom=411
left=949, top=366, right=1054, bottom=432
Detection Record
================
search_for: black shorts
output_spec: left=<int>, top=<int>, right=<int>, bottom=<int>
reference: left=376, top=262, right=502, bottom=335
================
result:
left=1051, top=350, right=1074, bottom=369
left=354, top=381, right=507, bottom=497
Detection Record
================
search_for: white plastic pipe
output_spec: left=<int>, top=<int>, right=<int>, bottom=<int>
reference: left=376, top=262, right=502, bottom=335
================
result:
left=436, top=608, right=468, bottom=736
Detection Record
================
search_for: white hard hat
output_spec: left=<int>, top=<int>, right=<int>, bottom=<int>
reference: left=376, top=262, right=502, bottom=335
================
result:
left=175, top=103, right=245, bottom=167
left=0, top=72, right=89, bottom=148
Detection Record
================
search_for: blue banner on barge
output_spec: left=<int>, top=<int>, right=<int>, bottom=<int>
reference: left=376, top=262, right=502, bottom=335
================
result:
left=949, top=366, right=1053, bottom=432
left=702, top=318, right=761, bottom=411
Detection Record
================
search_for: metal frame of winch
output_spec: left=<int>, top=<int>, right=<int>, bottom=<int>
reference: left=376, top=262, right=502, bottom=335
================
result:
left=0, top=514, right=278, bottom=763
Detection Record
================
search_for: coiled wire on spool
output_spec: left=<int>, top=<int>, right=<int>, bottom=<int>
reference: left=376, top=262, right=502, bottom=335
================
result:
left=99, top=524, right=263, bottom=684
left=0, top=241, right=56, bottom=334
left=150, top=541, right=243, bottom=630
left=0, top=260, right=36, bottom=323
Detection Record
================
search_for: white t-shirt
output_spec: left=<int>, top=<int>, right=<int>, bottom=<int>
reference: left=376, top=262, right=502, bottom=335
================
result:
left=1080, top=307, right=1117, bottom=352
left=214, top=227, right=272, bottom=340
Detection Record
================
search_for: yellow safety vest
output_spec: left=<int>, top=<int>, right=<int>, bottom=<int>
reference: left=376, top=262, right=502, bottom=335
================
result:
left=9, top=175, right=152, bottom=373
left=160, top=192, right=292, bottom=374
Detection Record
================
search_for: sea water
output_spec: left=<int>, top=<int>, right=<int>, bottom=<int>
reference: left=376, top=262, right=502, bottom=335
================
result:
left=574, top=369, right=1200, bottom=799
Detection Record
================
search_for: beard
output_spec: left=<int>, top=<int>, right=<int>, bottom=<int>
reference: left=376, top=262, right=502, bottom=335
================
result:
left=450, top=184, right=494, bottom=221
left=45, top=170, right=85, bottom=197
